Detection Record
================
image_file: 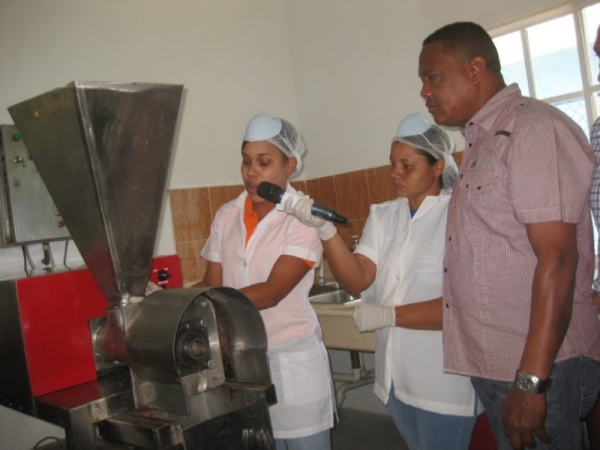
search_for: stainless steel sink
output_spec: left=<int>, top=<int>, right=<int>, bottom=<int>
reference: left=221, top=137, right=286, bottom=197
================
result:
left=308, top=284, right=360, bottom=304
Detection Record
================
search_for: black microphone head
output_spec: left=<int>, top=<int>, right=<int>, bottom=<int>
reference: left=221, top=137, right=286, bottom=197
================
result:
left=332, top=213, right=348, bottom=225
left=257, top=181, right=285, bottom=203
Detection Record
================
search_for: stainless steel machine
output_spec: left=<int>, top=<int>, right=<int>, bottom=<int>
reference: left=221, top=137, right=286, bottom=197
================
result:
left=0, top=82, right=275, bottom=449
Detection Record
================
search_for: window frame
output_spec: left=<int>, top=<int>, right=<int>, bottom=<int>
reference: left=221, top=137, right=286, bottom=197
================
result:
left=489, top=0, right=600, bottom=131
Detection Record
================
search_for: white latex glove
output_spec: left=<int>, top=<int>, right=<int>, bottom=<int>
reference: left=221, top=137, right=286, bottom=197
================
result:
left=353, top=303, right=395, bottom=332
left=283, top=192, right=337, bottom=240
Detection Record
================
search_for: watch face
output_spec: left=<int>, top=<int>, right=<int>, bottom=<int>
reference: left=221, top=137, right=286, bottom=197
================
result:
left=519, top=377, right=534, bottom=391
left=516, top=372, right=541, bottom=394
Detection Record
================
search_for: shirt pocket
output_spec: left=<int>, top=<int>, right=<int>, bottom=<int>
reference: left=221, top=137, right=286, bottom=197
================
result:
left=459, top=168, right=496, bottom=194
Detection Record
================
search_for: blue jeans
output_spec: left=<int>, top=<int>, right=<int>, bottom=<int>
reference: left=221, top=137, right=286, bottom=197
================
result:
left=471, top=356, right=600, bottom=450
left=386, top=392, right=478, bottom=450
left=274, top=430, right=331, bottom=450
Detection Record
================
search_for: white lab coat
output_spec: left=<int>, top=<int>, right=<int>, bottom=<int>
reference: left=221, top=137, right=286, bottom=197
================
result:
left=202, top=189, right=334, bottom=438
left=355, top=191, right=479, bottom=416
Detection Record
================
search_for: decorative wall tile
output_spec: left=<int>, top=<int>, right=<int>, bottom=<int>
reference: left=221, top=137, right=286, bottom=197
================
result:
left=333, top=170, right=370, bottom=221
left=208, top=185, right=244, bottom=218
left=306, top=176, right=337, bottom=211
left=175, top=240, right=207, bottom=284
left=366, top=166, right=396, bottom=205
left=453, top=151, right=463, bottom=168
left=290, top=180, right=307, bottom=195
left=169, top=187, right=211, bottom=242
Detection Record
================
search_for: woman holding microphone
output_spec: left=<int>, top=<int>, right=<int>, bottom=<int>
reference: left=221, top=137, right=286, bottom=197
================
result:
left=284, top=113, right=480, bottom=450
left=197, top=113, right=334, bottom=450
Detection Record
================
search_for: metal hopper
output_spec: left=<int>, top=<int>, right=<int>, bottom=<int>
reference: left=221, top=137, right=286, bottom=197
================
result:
left=8, top=81, right=183, bottom=307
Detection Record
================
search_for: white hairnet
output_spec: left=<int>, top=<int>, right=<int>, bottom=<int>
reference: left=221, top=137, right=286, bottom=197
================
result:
left=243, top=113, right=306, bottom=173
left=393, top=112, right=458, bottom=189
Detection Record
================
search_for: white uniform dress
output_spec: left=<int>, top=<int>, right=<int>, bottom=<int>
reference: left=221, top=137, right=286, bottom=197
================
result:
left=201, top=187, right=335, bottom=439
left=354, top=190, right=479, bottom=416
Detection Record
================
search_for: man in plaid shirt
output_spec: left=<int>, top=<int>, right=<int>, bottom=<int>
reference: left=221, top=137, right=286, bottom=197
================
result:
left=591, top=24, right=600, bottom=311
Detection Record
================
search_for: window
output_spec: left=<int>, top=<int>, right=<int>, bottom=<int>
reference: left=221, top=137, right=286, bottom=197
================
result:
left=491, top=2, right=600, bottom=138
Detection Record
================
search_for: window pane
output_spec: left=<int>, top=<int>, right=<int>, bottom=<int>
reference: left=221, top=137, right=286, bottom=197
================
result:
left=527, top=15, right=582, bottom=99
left=584, top=3, right=600, bottom=86
left=552, top=97, right=589, bottom=138
left=494, top=32, right=530, bottom=96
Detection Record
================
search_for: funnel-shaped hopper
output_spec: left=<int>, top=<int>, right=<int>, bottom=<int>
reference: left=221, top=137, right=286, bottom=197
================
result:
left=9, top=82, right=183, bottom=308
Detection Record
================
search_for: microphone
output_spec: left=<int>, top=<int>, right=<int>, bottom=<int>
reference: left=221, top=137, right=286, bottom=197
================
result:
left=257, top=181, right=348, bottom=224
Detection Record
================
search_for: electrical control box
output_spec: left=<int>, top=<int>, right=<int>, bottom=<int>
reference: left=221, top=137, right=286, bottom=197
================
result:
left=0, top=125, right=70, bottom=246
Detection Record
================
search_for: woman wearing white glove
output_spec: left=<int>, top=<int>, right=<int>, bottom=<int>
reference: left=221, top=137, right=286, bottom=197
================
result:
left=284, top=113, right=480, bottom=450
left=196, top=113, right=334, bottom=450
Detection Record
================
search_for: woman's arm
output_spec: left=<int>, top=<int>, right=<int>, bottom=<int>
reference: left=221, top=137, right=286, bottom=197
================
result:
left=240, top=255, right=310, bottom=310
left=193, top=255, right=309, bottom=311
left=354, top=298, right=443, bottom=332
left=394, top=298, right=442, bottom=330
left=322, top=233, right=377, bottom=296
left=282, top=194, right=376, bottom=295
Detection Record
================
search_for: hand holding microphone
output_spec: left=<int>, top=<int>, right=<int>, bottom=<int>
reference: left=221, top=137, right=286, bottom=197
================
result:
left=256, top=181, right=343, bottom=240
left=257, top=181, right=348, bottom=224
left=284, top=194, right=338, bottom=240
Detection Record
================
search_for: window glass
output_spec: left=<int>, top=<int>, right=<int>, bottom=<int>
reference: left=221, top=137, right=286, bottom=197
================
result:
left=584, top=3, right=600, bottom=85
left=528, top=15, right=582, bottom=98
left=553, top=97, right=589, bottom=138
left=494, top=32, right=530, bottom=96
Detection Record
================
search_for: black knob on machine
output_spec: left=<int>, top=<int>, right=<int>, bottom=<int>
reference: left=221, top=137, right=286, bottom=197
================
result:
left=157, top=269, right=172, bottom=282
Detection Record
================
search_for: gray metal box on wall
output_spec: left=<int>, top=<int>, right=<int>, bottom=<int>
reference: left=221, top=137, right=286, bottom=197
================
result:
left=0, top=125, right=70, bottom=246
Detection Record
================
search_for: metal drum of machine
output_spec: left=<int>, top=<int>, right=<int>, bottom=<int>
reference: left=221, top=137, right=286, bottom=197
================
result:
left=0, top=81, right=276, bottom=449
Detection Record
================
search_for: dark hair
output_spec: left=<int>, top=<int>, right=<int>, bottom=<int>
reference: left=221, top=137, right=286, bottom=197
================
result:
left=414, top=147, right=438, bottom=166
left=416, top=148, right=446, bottom=189
left=423, top=22, right=501, bottom=73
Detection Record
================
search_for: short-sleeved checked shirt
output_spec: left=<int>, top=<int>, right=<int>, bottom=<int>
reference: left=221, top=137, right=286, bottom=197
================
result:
left=589, top=118, right=600, bottom=291
left=443, top=84, right=600, bottom=381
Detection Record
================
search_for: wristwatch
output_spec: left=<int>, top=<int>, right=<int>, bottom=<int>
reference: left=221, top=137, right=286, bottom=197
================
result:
left=514, top=370, right=552, bottom=395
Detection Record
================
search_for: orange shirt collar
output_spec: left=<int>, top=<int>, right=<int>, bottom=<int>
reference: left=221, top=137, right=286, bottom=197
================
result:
left=242, top=194, right=315, bottom=269
left=243, top=195, right=259, bottom=247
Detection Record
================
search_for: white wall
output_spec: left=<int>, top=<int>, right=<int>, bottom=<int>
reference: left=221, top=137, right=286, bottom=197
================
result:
left=0, top=0, right=568, bottom=447
left=284, top=0, right=565, bottom=178
left=0, top=0, right=301, bottom=257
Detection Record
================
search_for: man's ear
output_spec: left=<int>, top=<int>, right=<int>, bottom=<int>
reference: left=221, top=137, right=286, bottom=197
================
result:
left=468, top=56, right=486, bottom=85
